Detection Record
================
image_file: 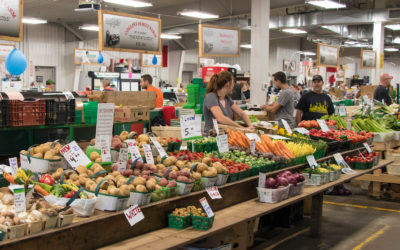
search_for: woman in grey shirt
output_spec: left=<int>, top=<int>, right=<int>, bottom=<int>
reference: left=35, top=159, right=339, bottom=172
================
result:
left=203, top=71, right=254, bottom=133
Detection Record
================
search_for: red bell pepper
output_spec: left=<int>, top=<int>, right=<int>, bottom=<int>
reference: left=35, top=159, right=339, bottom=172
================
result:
left=39, top=174, right=54, bottom=186
left=64, top=190, right=76, bottom=198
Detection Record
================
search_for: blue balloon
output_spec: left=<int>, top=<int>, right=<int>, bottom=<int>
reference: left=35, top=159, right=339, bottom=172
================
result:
left=6, top=48, right=27, bottom=76
left=152, top=54, right=158, bottom=65
left=97, top=52, right=104, bottom=64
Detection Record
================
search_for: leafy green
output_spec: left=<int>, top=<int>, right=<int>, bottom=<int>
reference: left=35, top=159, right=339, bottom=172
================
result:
left=50, top=183, right=67, bottom=198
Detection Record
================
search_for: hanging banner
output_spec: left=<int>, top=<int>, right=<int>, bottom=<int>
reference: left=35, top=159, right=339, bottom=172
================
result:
left=141, top=53, right=162, bottom=67
left=0, top=0, right=23, bottom=42
left=98, top=10, right=161, bottom=53
left=317, top=43, right=339, bottom=68
left=199, top=24, right=240, bottom=57
left=74, top=49, right=101, bottom=65
left=361, top=50, right=376, bottom=69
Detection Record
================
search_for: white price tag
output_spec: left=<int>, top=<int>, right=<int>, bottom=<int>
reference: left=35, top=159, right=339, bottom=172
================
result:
left=95, top=103, right=115, bottom=148
left=281, top=119, right=292, bottom=135
left=142, top=144, right=154, bottom=164
left=294, top=127, right=310, bottom=135
left=10, top=185, right=25, bottom=213
left=199, top=197, right=214, bottom=218
left=317, top=119, right=330, bottom=132
left=8, top=157, right=18, bottom=176
left=117, top=148, right=128, bottom=172
left=212, top=119, right=219, bottom=136
left=124, top=205, right=145, bottom=227
left=246, top=133, right=261, bottom=142
left=216, top=134, right=229, bottom=153
left=100, top=138, right=111, bottom=162
left=126, top=139, right=143, bottom=162
left=180, top=115, right=202, bottom=141
left=347, top=120, right=351, bottom=130
left=339, top=106, right=346, bottom=117
left=363, top=143, right=372, bottom=154
left=306, top=155, right=318, bottom=168
left=333, top=153, right=353, bottom=171
left=63, top=91, right=75, bottom=100
left=206, top=186, right=222, bottom=199
left=250, top=139, right=256, bottom=154
left=258, top=172, right=267, bottom=188
left=267, top=134, right=290, bottom=140
left=60, top=141, right=91, bottom=169
left=150, top=137, right=167, bottom=158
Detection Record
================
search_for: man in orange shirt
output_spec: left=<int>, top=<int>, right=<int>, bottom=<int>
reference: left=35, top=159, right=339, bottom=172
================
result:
left=140, top=74, right=163, bottom=108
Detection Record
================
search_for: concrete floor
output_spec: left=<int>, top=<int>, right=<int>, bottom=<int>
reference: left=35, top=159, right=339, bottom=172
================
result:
left=251, top=184, right=400, bottom=250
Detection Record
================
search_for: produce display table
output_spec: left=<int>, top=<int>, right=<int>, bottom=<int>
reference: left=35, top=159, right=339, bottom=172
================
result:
left=101, top=160, right=392, bottom=250
left=0, top=148, right=385, bottom=250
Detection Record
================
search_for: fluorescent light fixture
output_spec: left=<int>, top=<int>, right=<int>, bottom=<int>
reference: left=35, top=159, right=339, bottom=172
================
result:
left=393, top=37, right=400, bottom=44
left=385, top=24, right=400, bottom=31
left=160, top=34, right=182, bottom=39
left=240, top=44, right=251, bottom=49
left=307, top=0, right=346, bottom=9
left=281, top=28, right=307, bottom=34
left=103, top=0, right=152, bottom=7
left=79, top=25, right=99, bottom=31
left=178, top=10, right=219, bottom=19
left=22, top=17, right=47, bottom=24
left=302, top=51, right=316, bottom=56
left=384, top=48, right=399, bottom=52
left=344, top=40, right=357, bottom=45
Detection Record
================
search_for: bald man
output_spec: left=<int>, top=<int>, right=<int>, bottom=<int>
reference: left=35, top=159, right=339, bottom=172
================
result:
left=373, top=73, right=393, bottom=105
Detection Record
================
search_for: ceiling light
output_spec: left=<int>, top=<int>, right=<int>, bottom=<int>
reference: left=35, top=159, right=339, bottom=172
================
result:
left=384, top=48, right=399, bottom=52
left=178, top=10, right=219, bottom=19
left=22, top=17, right=47, bottom=24
left=240, top=44, right=251, bottom=49
left=160, top=34, right=182, bottom=39
left=281, top=28, right=307, bottom=34
left=103, top=0, right=152, bottom=8
left=302, top=51, right=316, bottom=56
left=307, top=0, right=346, bottom=9
left=385, top=24, right=400, bottom=31
left=79, top=25, right=99, bottom=31
left=393, top=37, right=400, bottom=44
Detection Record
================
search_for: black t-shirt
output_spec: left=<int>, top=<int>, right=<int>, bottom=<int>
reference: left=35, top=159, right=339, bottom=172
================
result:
left=243, top=90, right=250, bottom=99
left=373, top=85, right=392, bottom=105
left=296, top=91, right=334, bottom=121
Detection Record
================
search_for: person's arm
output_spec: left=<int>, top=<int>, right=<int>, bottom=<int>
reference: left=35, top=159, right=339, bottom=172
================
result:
left=260, top=102, right=281, bottom=114
left=327, top=97, right=335, bottom=115
left=210, top=106, right=242, bottom=128
left=295, top=109, right=303, bottom=125
left=231, top=103, right=254, bottom=129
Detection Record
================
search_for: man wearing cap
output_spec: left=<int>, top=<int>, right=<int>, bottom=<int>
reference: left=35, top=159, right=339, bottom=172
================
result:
left=295, top=75, right=334, bottom=125
left=373, top=73, right=393, bottom=105
left=45, top=79, right=55, bottom=92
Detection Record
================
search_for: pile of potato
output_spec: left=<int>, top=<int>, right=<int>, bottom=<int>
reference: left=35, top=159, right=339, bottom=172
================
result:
left=20, top=142, right=63, bottom=160
left=172, top=206, right=206, bottom=217
left=89, top=151, right=103, bottom=163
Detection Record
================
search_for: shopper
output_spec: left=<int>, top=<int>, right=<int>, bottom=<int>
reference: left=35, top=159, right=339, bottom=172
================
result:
left=45, top=79, right=55, bottom=92
left=203, top=71, right=254, bottom=132
left=241, top=81, right=250, bottom=103
left=295, top=75, right=334, bottom=124
left=261, top=72, right=295, bottom=128
left=291, top=83, right=300, bottom=107
left=140, top=74, right=163, bottom=108
left=373, top=73, right=393, bottom=105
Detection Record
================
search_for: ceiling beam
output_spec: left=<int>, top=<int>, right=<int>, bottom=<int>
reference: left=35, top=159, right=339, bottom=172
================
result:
left=56, top=19, right=84, bottom=41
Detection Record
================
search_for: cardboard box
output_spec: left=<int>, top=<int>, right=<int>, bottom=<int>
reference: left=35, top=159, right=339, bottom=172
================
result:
left=89, top=91, right=157, bottom=109
left=114, top=106, right=150, bottom=122
left=360, top=85, right=378, bottom=99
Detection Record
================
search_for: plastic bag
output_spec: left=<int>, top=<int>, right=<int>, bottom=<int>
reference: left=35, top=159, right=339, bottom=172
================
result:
left=44, top=195, right=97, bottom=217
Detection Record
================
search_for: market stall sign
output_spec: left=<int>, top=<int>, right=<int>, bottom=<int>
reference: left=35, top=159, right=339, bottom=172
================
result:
left=317, top=119, right=330, bottom=132
left=250, top=139, right=256, bottom=154
left=142, top=144, right=154, bottom=164
left=180, top=115, right=202, bottom=141
left=199, top=197, right=214, bottom=218
left=333, top=153, right=355, bottom=174
left=8, top=157, right=17, bottom=176
left=212, top=119, right=219, bottom=136
left=245, top=133, right=261, bottom=142
left=361, top=50, right=376, bottom=69
left=95, top=103, right=115, bottom=149
left=141, top=53, right=162, bottom=67
left=281, top=119, right=292, bottom=135
left=206, top=186, right=222, bottom=200
left=216, top=134, right=229, bottom=153
left=199, top=24, right=240, bottom=57
left=363, top=143, right=372, bottom=154
left=60, top=141, right=92, bottom=169
left=99, top=10, right=161, bottom=53
left=150, top=137, right=167, bottom=158
left=74, top=49, right=101, bottom=65
left=10, top=185, right=25, bottom=213
left=124, top=205, right=144, bottom=227
left=306, top=155, right=317, bottom=168
left=126, top=139, right=143, bottom=162
left=0, top=0, right=23, bottom=42
left=100, top=138, right=112, bottom=162
left=294, top=127, right=309, bottom=135
left=317, top=43, right=339, bottom=68
left=117, top=148, right=128, bottom=173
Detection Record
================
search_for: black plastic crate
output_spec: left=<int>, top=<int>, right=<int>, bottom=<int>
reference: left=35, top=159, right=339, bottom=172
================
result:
left=310, top=135, right=351, bottom=155
left=45, top=99, right=76, bottom=125
left=0, top=100, right=8, bottom=127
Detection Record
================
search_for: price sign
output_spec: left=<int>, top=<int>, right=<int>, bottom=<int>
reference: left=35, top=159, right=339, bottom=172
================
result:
left=212, top=119, right=219, bottom=136
left=150, top=137, right=167, bottom=158
left=267, top=134, right=290, bottom=140
left=317, top=119, right=330, bottom=132
left=306, top=155, right=318, bottom=168
left=180, top=115, right=202, bottom=141
left=363, top=143, right=372, bottom=154
left=10, top=185, right=26, bottom=213
left=339, top=106, right=347, bottom=117
left=124, top=205, right=145, bottom=227
left=95, top=103, right=115, bottom=148
left=347, top=120, right=351, bottom=130
left=100, top=138, right=111, bottom=162
left=250, top=139, right=256, bottom=154
left=281, top=119, right=292, bottom=135
left=294, top=127, right=310, bottom=135
left=60, top=141, right=91, bottom=169
left=126, top=139, right=143, bottom=162
left=246, top=133, right=261, bottom=142
left=142, top=144, right=154, bottom=164
left=8, top=157, right=18, bottom=176
left=63, top=91, right=75, bottom=100
left=199, top=197, right=214, bottom=218
left=206, top=186, right=222, bottom=199
left=117, top=148, right=128, bottom=172
left=333, top=153, right=354, bottom=173
left=216, top=134, right=229, bottom=153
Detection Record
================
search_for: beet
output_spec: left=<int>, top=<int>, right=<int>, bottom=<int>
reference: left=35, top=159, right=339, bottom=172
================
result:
left=277, top=177, right=289, bottom=186
left=265, top=177, right=277, bottom=188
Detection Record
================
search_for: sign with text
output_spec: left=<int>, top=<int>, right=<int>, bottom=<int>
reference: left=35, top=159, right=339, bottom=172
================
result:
left=10, top=185, right=25, bottom=213
left=363, top=143, right=372, bottom=154
left=212, top=119, right=219, bottom=136
left=95, top=103, right=115, bottom=148
left=150, top=137, right=167, bottom=158
left=60, top=141, right=91, bottom=169
left=0, top=0, right=23, bottom=42
left=281, top=119, right=292, bottom=135
left=124, top=205, right=145, bottom=227
left=100, top=138, right=112, bottom=162
left=317, top=119, right=330, bottom=132
left=216, top=134, right=229, bottom=153
left=117, top=148, right=128, bottom=172
left=306, top=155, right=318, bottom=168
left=294, top=127, right=310, bottom=135
left=199, top=197, right=214, bottom=218
left=126, top=139, right=143, bottom=162
left=8, top=157, right=17, bottom=176
left=142, top=144, right=154, bottom=164
left=245, top=133, right=261, bottom=142
left=317, top=43, right=339, bottom=68
left=99, top=10, right=161, bottom=53
left=199, top=24, right=240, bottom=57
left=74, top=48, right=100, bottom=65
left=180, top=115, right=202, bottom=141
left=206, top=186, right=222, bottom=200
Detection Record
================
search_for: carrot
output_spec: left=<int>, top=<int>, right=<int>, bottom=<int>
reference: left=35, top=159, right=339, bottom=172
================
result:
left=277, top=141, right=295, bottom=158
left=35, top=185, right=50, bottom=196
left=4, top=173, right=16, bottom=184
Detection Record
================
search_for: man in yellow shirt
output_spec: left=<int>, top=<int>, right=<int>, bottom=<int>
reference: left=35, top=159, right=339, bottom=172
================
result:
left=140, top=74, right=163, bottom=108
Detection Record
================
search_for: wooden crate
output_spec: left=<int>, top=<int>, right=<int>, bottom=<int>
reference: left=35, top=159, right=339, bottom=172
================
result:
left=114, top=106, right=150, bottom=122
left=151, top=126, right=182, bottom=139
left=360, top=85, right=378, bottom=99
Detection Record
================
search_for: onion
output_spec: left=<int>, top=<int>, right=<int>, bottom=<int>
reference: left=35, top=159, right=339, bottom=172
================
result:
left=293, top=173, right=305, bottom=182
left=287, top=176, right=298, bottom=187
left=277, top=177, right=289, bottom=186
left=265, top=177, right=277, bottom=188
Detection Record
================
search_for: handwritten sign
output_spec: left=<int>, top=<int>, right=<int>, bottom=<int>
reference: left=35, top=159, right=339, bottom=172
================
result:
left=317, top=119, right=330, bottom=132
left=294, top=127, right=310, bottom=135
left=8, top=157, right=18, bottom=176
left=250, top=139, right=256, bottom=154
left=180, top=115, right=202, bottom=141
left=100, top=138, right=111, bottom=162
left=126, top=139, right=143, bottom=162
left=363, top=143, right=372, bottom=154
left=206, top=186, right=222, bottom=199
left=10, top=185, right=25, bottom=213
left=60, top=141, right=91, bottom=169
left=246, top=133, right=261, bottom=142
left=124, top=205, right=145, bottom=227
left=281, top=119, right=292, bottom=135
left=117, top=148, right=128, bottom=172
left=199, top=197, right=214, bottom=218
left=306, top=155, right=318, bottom=168
left=216, top=134, right=229, bottom=153
left=212, top=119, right=219, bottom=136
left=95, top=103, right=115, bottom=148
left=142, top=144, right=154, bottom=164
left=150, top=137, right=167, bottom=158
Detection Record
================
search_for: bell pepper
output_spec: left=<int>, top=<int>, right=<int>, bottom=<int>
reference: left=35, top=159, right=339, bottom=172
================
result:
left=64, top=190, right=76, bottom=199
left=39, top=174, right=55, bottom=186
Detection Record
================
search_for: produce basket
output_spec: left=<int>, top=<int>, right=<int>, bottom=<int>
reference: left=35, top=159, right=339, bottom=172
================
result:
left=192, top=180, right=205, bottom=191
left=151, top=189, right=167, bottom=202
left=164, top=186, right=179, bottom=198
left=20, top=151, right=65, bottom=174
left=0, top=224, right=25, bottom=240
left=202, top=176, right=217, bottom=187
left=215, top=173, right=229, bottom=186
left=353, top=161, right=373, bottom=170
left=42, top=215, right=58, bottom=230
left=128, top=191, right=152, bottom=207
left=168, top=214, right=192, bottom=229
left=288, top=181, right=305, bottom=197
left=75, top=110, right=82, bottom=124
left=227, top=172, right=239, bottom=183
left=176, top=181, right=194, bottom=195
left=302, top=173, right=323, bottom=186
left=328, top=171, right=335, bottom=182
left=250, top=166, right=260, bottom=176
left=335, top=170, right=342, bottom=180
left=57, top=214, right=75, bottom=227
left=8, top=99, right=45, bottom=127
left=86, top=179, right=129, bottom=211
left=191, top=215, right=214, bottom=230
left=45, top=99, right=76, bottom=125
left=238, top=169, right=251, bottom=180
left=257, top=186, right=290, bottom=203
left=25, top=221, right=44, bottom=235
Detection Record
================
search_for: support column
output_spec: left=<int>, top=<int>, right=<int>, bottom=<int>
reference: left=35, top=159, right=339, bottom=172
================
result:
left=372, top=22, right=384, bottom=85
left=250, top=0, right=270, bottom=104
